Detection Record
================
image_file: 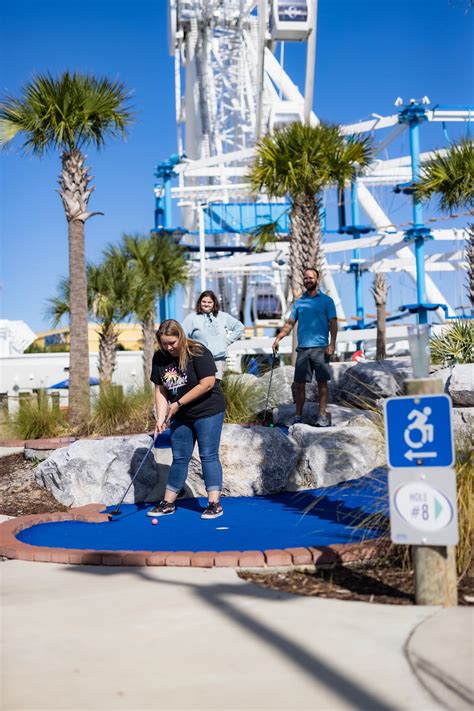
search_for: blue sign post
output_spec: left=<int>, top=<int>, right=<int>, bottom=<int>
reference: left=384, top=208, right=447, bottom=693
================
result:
left=384, top=394, right=454, bottom=469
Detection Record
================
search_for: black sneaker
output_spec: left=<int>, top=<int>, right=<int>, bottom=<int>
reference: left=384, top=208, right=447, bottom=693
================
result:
left=201, top=502, right=223, bottom=520
left=147, top=500, right=176, bottom=517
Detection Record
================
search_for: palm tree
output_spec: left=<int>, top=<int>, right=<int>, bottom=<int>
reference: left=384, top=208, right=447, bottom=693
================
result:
left=0, top=72, right=133, bottom=424
left=249, top=122, right=372, bottom=300
left=370, top=272, right=390, bottom=360
left=415, top=138, right=474, bottom=308
left=111, top=232, right=188, bottom=386
left=415, top=138, right=474, bottom=213
left=47, top=254, right=132, bottom=386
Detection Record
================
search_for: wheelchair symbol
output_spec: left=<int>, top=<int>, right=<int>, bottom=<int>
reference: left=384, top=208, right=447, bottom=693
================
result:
left=404, top=407, right=434, bottom=449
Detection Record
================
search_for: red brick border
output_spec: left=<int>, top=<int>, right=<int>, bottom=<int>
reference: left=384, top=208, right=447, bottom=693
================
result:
left=0, top=506, right=384, bottom=568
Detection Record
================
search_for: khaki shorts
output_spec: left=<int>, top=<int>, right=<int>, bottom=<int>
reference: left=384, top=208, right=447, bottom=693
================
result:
left=294, top=347, right=331, bottom=383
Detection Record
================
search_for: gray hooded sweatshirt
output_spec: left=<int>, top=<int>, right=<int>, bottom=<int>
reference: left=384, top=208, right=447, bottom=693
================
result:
left=182, top=311, right=244, bottom=359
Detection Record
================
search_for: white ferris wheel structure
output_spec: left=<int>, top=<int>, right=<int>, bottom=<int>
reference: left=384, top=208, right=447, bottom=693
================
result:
left=159, top=0, right=472, bottom=353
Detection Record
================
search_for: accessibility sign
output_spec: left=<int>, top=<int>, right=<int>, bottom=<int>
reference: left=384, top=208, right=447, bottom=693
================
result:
left=388, top=468, right=458, bottom=545
left=384, top=394, right=454, bottom=469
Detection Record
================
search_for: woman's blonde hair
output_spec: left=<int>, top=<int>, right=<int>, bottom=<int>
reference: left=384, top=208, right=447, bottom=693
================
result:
left=156, top=319, right=204, bottom=371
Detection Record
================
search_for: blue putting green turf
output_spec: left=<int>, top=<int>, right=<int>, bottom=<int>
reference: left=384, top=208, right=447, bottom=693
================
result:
left=17, top=470, right=389, bottom=552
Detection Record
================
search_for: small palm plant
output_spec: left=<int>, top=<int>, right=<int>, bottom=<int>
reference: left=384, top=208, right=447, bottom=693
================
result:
left=47, top=253, right=132, bottom=386
left=370, top=273, right=390, bottom=360
left=415, top=138, right=474, bottom=309
left=249, top=122, right=372, bottom=300
left=0, top=72, right=133, bottom=424
left=112, top=232, right=188, bottom=386
left=430, top=320, right=474, bottom=366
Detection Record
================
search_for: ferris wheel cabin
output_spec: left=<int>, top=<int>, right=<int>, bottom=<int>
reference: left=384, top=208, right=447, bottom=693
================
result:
left=270, top=1, right=313, bottom=41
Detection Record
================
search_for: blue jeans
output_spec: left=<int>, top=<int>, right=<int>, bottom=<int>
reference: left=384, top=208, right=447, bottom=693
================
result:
left=167, top=412, right=225, bottom=494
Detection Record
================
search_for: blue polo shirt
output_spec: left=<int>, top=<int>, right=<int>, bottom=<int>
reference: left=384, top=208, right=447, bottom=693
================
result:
left=290, top=291, right=337, bottom=348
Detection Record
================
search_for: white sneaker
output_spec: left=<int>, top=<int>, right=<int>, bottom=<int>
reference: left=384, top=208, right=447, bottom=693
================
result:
left=316, top=414, right=331, bottom=427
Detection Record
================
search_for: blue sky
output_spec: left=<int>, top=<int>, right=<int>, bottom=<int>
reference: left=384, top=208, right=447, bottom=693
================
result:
left=1, top=0, right=473, bottom=332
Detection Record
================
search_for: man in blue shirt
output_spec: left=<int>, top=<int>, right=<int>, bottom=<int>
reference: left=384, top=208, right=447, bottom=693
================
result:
left=273, top=268, right=337, bottom=427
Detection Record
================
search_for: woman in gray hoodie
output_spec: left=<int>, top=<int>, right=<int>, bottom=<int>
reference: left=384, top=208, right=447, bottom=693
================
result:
left=182, top=290, right=244, bottom=379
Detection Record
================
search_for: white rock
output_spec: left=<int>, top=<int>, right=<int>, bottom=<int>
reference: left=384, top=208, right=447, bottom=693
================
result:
left=187, top=423, right=298, bottom=496
left=288, top=417, right=386, bottom=490
left=452, top=407, right=474, bottom=445
left=35, top=435, right=169, bottom=507
left=272, top=403, right=376, bottom=427
left=338, top=359, right=413, bottom=408
left=259, top=365, right=295, bottom=407
left=448, top=364, right=474, bottom=406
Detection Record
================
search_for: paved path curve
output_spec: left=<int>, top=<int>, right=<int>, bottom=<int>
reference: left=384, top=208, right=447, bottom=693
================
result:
left=2, top=560, right=448, bottom=711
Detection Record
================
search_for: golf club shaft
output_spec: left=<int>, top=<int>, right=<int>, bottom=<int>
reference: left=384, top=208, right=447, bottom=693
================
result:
left=263, top=352, right=277, bottom=424
left=111, top=436, right=156, bottom=514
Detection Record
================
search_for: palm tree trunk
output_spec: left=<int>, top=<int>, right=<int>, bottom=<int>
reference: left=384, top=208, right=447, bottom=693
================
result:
left=375, top=304, right=386, bottom=360
left=59, top=149, right=99, bottom=426
left=98, top=325, right=119, bottom=386
left=67, top=218, right=90, bottom=424
left=141, top=312, right=156, bottom=390
left=371, top=273, right=389, bottom=361
left=289, top=193, right=322, bottom=300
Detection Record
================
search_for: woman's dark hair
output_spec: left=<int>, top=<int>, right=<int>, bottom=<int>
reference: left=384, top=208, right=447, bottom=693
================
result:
left=196, top=290, right=220, bottom=316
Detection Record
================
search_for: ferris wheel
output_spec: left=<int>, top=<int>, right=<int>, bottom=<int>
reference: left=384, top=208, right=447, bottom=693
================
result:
left=164, top=0, right=472, bottom=338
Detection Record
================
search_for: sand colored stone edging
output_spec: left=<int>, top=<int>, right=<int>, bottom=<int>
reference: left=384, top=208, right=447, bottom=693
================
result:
left=0, top=505, right=382, bottom=568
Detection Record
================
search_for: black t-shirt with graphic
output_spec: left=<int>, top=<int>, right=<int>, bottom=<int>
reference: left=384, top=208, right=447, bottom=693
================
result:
left=150, top=346, right=225, bottom=421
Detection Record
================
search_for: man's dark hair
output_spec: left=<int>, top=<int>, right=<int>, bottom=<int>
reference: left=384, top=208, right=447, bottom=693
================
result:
left=196, top=290, right=220, bottom=316
left=303, top=268, right=319, bottom=278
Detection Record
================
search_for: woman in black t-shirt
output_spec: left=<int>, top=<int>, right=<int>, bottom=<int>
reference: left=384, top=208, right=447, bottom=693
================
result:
left=148, top=319, right=226, bottom=520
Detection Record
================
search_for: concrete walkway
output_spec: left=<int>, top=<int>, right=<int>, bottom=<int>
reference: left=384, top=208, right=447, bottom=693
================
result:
left=2, top=560, right=471, bottom=710
left=406, top=607, right=474, bottom=710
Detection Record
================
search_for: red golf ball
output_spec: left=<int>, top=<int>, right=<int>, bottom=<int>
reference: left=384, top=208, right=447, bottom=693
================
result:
left=152, top=518, right=158, bottom=525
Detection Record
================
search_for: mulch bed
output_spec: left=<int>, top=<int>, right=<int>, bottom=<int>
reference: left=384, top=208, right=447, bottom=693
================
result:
left=240, top=564, right=474, bottom=606
left=0, top=453, right=69, bottom=517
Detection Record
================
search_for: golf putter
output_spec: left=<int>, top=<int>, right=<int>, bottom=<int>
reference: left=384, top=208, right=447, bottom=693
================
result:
left=109, top=435, right=157, bottom=519
left=263, top=351, right=278, bottom=425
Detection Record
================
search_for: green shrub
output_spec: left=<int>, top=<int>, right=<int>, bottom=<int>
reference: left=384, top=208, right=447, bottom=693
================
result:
left=88, top=385, right=154, bottom=436
left=430, top=320, right=474, bottom=366
left=11, top=393, right=66, bottom=439
left=220, top=374, right=264, bottom=424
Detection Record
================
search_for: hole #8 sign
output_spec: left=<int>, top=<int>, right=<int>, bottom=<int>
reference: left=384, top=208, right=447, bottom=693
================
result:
left=388, top=469, right=459, bottom=546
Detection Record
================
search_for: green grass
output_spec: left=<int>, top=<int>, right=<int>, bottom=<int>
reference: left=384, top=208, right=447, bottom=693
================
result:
left=454, top=435, right=473, bottom=579
left=220, top=373, right=265, bottom=424
left=10, top=393, right=67, bottom=440
left=88, top=385, right=155, bottom=436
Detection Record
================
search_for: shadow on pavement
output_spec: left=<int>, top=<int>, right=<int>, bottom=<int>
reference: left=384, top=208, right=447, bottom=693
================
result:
left=66, top=564, right=397, bottom=711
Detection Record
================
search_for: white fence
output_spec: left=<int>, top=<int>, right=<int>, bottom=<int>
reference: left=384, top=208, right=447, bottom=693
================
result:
left=0, top=351, right=145, bottom=401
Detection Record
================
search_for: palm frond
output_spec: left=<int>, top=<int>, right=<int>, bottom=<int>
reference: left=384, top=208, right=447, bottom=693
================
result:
left=0, top=72, right=134, bottom=155
left=415, top=138, right=474, bottom=212
left=248, top=121, right=373, bottom=199
left=44, top=277, right=71, bottom=326
left=115, top=232, right=188, bottom=322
